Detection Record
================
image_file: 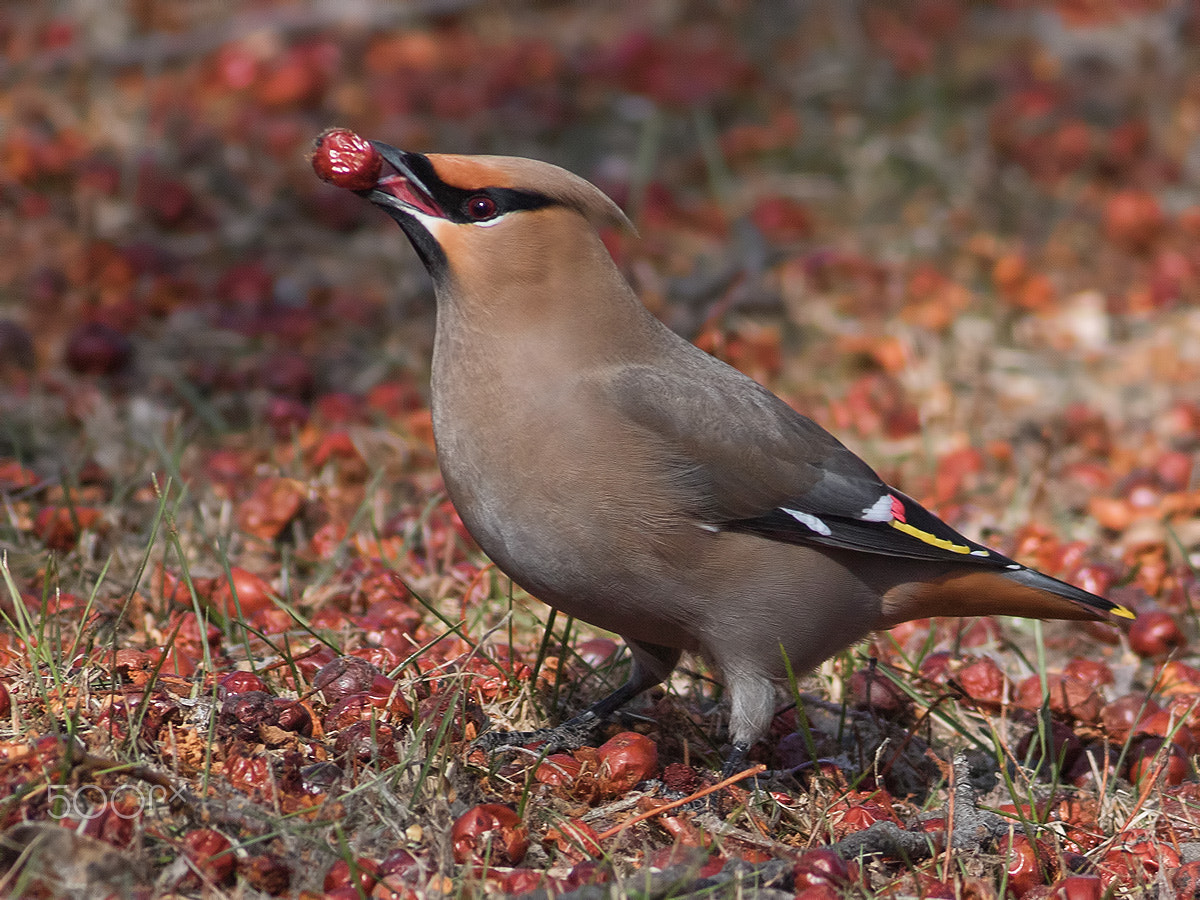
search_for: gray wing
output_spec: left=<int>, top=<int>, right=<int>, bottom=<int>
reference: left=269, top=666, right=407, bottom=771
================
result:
left=599, top=361, right=893, bottom=525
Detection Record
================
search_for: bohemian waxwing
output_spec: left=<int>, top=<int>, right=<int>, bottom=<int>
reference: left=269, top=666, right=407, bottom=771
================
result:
left=335, top=140, right=1133, bottom=773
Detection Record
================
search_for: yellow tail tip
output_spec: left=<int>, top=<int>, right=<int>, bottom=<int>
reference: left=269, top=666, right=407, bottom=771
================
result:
left=1110, top=604, right=1137, bottom=621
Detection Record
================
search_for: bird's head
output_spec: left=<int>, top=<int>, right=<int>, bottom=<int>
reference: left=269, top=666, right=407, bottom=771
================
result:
left=362, top=143, right=634, bottom=287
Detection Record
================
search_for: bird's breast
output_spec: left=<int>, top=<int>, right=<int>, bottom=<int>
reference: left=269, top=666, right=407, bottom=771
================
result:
left=428, top=358, right=702, bottom=645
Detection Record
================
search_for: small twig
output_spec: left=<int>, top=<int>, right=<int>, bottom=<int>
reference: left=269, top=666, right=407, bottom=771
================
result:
left=593, top=763, right=765, bottom=841
left=579, top=792, right=647, bottom=825
left=832, top=753, right=1010, bottom=862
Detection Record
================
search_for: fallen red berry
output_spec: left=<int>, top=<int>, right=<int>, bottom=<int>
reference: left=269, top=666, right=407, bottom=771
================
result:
left=451, top=803, right=528, bottom=866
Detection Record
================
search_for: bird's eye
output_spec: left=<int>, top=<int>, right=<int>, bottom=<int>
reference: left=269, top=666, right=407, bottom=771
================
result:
left=465, top=195, right=498, bottom=220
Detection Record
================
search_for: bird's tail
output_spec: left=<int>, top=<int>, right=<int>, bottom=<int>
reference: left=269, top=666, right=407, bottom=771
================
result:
left=1002, top=565, right=1135, bottom=621
left=880, top=565, right=1137, bottom=626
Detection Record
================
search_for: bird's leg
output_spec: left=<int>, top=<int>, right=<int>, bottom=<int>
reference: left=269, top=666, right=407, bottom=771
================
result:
left=721, top=741, right=753, bottom=779
left=716, top=670, right=777, bottom=780
left=473, top=640, right=680, bottom=754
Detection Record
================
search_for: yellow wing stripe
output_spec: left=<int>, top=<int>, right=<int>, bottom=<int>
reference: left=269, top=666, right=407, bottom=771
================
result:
left=887, top=519, right=1138, bottom=622
left=890, top=519, right=974, bottom=554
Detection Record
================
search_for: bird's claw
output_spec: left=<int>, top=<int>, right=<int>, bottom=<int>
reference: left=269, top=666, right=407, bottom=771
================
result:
left=472, top=727, right=565, bottom=753
left=472, top=714, right=600, bottom=756
left=720, top=741, right=754, bottom=780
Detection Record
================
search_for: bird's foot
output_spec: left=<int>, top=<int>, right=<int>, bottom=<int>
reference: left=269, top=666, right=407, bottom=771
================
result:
left=720, top=741, right=755, bottom=781
left=472, top=712, right=600, bottom=756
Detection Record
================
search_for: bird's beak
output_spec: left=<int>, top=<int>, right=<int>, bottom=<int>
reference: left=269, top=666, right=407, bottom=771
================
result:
left=363, top=142, right=444, bottom=219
